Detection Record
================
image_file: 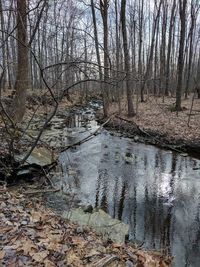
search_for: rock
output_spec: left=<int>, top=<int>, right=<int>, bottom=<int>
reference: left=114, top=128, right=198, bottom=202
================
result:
left=124, top=152, right=134, bottom=164
left=76, top=226, right=84, bottom=234
left=67, top=169, right=77, bottom=176
left=16, top=147, right=55, bottom=167
left=83, top=205, right=93, bottom=213
left=134, top=136, right=139, bottom=142
left=115, top=152, right=120, bottom=162
left=180, top=153, right=188, bottom=157
left=17, top=169, right=32, bottom=177
left=63, top=208, right=129, bottom=244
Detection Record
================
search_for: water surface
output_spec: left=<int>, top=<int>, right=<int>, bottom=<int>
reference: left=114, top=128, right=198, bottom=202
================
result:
left=58, top=105, right=200, bottom=267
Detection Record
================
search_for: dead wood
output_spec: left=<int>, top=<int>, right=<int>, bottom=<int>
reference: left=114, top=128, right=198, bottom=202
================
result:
left=115, top=115, right=150, bottom=136
left=24, top=188, right=60, bottom=194
left=92, top=255, right=119, bottom=267
left=60, top=114, right=114, bottom=153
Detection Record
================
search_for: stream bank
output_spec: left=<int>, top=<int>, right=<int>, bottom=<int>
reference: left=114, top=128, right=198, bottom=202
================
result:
left=1, top=100, right=199, bottom=267
left=48, top=101, right=200, bottom=267
left=0, top=99, right=173, bottom=267
left=97, top=96, right=200, bottom=158
left=0, top=180, right=172, bottom=267
left=96, top=113, right=200, bottom=159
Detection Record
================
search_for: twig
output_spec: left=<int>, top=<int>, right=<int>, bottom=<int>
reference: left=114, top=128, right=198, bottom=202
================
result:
left=25, top=188, right=60, bottom=194
left=92, top=255, right=119, bottom=267
left=60, top=115, right=114, bottom=153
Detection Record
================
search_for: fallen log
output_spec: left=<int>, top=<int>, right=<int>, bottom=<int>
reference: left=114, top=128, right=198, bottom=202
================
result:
left=115, top=115, right=150, bottom=136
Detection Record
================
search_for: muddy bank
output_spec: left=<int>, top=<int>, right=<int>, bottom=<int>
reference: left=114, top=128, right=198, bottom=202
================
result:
left=96, top=114, right=200, bottom=159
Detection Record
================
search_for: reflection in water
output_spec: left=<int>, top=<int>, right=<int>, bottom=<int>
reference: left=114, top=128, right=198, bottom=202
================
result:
left=60, top=110, right=200, bottom=267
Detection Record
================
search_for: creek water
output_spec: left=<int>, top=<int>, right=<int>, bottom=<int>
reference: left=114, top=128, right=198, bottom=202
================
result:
left=55, top=102, right=200, bottom=267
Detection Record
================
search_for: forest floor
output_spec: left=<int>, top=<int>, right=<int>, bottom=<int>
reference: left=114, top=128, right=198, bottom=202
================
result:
left=0, top=185, right=172, bottom=267
left=100, top=95, right=200, bottom=156
left=0, top=91, right=172, bottom=267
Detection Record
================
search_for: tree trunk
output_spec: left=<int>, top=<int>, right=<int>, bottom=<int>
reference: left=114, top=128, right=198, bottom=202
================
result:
left=165, top=0, right=176, bottom=96
left=0, top=0, right=6, bottom=90
left=138, top=0, right=144, bottom=102
left=185, top=0, right=196, bottom=98
left=12, top=0, right=28, bottom=122
left=100, top=0, right=110, bottom=117
left=176, top=0, right=187, bottom=111
left=121, top=0, right=135, bottom=116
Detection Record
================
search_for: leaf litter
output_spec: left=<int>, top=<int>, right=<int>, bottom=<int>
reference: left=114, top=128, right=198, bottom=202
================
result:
left=0, top=185, right=172, bottom=267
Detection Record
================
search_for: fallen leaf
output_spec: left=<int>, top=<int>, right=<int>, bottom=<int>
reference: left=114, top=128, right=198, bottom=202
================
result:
left=17, top=239, right=37, bottom=255
left=0, top=250, right=5, bottom=260
left=31, top=250, right=49, bottom=262
left=44, top=259, right=56, bottom=267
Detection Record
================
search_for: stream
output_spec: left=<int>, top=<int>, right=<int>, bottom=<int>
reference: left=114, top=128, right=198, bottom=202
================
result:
left=48, top=101, right=200, bottom=267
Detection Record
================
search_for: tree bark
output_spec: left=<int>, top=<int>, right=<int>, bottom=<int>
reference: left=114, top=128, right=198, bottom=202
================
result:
left=165, top=0, right=176, bottom=96
left=176, top=0, right=187, bottom=111
left=12, top=0, right=28, bottom=122
left=100, top=0, right=110, bottom=117
left=121, top=0, right=135, bottom=116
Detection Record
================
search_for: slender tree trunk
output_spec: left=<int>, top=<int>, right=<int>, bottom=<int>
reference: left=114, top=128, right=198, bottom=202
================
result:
left=175, top=0, right=187, bottom=111
left=141, top=0, right=162, bottom=102
left=121, top=0, right=135, bottom=116
left=165, top=0, right=176, bottom=96
left=12, top=0, right=29, bottom=122
left=138, top=0, right=144, bottom=102
left=160, top=0, right=167, bottom=101
left=115, top=0, right=121, bottom=114
left=185, top=0, right=196, bottom=98
left=100, top=0, right=110, bottom=116
left=0, top=0, right=6, bottom=90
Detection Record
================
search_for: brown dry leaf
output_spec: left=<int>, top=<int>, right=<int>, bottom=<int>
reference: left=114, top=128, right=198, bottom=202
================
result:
left=137, top=250, right=166, bottom=267
left=16, top=238, right=38, bottom=255
left=72, top=236, right=88, bottom=247
left=31, top=250, right=49, bottom=262
left=44, top=240, right=63, bottom=251
left=44, top=259, right=56, bottom=267
left=0, top=250, right=5, bottom=260
left=67, top=250, right=84, bottom=266
left=0, top=226, right=13, bottom=233
left=30, top=210, right=42, bottom=223
left=84, top=249, right=101, bottom=259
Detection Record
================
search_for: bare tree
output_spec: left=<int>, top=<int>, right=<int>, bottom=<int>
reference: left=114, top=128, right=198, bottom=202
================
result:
left=165, top=0, right=176, bottom=96
left=175, top=0, right=187, bottom=111
left=11, top=0, right=29, bottom=122
left=120, top=0, right=135, bottom=116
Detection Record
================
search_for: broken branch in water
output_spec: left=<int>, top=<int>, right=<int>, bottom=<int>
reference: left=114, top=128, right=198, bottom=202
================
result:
left=115, top=115, right=185, bottom=154
left=60, top=115, right=114, bottom=153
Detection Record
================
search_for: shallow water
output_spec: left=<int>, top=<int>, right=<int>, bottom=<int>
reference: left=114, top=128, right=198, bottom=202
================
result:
left=58, top=103, right=200, bottom=267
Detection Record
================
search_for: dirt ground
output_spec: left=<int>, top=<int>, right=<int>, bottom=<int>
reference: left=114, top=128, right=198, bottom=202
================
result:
left=108, top=96, right=200, bottom=142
